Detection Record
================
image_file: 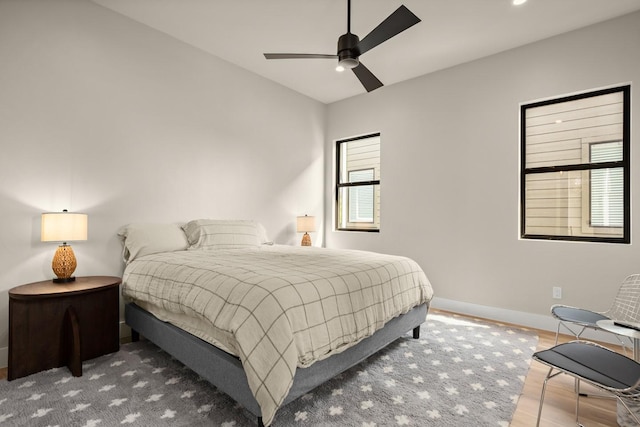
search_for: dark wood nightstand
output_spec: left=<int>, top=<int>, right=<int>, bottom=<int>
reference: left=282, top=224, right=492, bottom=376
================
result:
left=8, top=276, right=121, bottom=381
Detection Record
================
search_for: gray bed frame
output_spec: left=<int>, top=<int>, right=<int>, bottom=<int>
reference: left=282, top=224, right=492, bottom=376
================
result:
left=125, top=302, right=428, bottom=426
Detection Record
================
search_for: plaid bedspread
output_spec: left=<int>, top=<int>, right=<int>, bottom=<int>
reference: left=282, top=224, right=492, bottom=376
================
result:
left=122, top=245, right=433, bottom=426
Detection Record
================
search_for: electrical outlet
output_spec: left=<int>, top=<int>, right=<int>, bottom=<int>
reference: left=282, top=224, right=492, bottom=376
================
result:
left=552, top=286, right=562, bottom=299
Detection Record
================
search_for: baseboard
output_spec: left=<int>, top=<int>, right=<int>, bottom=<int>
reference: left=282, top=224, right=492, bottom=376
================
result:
left=430, top=296, right=620, bottom=346
left=0, top=346, right=6, bottom=370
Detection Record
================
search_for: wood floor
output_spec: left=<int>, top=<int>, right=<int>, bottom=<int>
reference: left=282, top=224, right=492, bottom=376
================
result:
left=0, top=313, right=619, bottom=426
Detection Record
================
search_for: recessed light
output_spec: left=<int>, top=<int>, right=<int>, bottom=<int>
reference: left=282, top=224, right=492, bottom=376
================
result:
left=513, top=0, right=527, bottom=5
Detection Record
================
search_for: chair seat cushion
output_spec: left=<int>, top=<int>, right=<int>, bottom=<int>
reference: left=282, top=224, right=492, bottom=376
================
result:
left=551, top=305, right=609, bottom=327
left=534, top=342, right=640, bottom=390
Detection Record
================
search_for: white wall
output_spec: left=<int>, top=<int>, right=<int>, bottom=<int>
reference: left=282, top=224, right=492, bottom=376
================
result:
left=0, top=0, right=325, bottom=366
left=325, top=12, right=640, bottom=329
left=2, top=1, right=638, bottom=370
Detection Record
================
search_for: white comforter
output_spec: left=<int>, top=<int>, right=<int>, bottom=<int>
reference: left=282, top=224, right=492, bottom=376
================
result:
left=122, top=245, right=433, bottom=426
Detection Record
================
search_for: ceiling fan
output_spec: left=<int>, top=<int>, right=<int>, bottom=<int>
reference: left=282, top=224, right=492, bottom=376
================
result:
left=264, top=0, right=421, bottom=93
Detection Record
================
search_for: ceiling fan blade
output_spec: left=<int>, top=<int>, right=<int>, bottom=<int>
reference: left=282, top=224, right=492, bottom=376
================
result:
left=264, top=53, right=338, bottom=60
left=357, top=5, right=421, bottom=56
left=352, top=62, right=383, bottom=92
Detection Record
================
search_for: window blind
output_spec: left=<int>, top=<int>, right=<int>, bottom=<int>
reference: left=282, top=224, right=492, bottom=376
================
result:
left=590, top=142, right=623, bottom=227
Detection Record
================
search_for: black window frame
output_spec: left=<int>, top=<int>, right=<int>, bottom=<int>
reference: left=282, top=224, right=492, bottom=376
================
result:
left=336, top=133, right=381, bottom=232
left=520, top=85, right=631, bottom=244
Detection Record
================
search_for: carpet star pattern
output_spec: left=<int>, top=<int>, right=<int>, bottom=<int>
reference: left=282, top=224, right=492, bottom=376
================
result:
left=275, top=312, right=537, bottom=426
left=0, top=312, right=536, bottom=426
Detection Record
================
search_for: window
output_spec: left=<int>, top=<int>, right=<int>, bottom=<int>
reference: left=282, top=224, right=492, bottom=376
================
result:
left=336, top=134, right=380, bottom=231
left=520, top=85, right=630, bottom=243
left=590, top=142, right=623, bottom=227
left=348, top=169, right=374, bottom=223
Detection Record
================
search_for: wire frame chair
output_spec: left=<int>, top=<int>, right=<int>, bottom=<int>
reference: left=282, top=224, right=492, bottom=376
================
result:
left=533, top=340, right=640, bottom=426
left=551, top=274, right=640, bottom=350
left=607, top=274, right=640, bottom=321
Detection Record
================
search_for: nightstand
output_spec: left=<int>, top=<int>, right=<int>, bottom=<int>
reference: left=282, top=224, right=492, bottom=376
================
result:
left=8, top=276, right=121, bottom=381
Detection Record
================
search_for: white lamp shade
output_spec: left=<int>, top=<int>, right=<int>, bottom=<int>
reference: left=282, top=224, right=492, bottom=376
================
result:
left=41, top=212, right=88, bottom=242
left=296, top=215, right=316, bottom=233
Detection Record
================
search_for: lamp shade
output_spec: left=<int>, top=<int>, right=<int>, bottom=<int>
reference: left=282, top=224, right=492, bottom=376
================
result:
left=41, top=212, right=88, bottom=242
left=296, top=215, right=316, bottom=233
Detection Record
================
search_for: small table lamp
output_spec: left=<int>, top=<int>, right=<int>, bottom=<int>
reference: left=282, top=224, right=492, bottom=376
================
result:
left=41, top=210, right=88, bottom=283
left=297, top=215, right=316, bottom=246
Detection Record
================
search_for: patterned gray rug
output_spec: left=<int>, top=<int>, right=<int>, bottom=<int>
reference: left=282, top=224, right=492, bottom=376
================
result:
left=0, top=312, right=538, bottom=426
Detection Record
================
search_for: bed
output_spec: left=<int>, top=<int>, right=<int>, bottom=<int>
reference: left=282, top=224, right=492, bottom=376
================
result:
left=119, top=220, right=434, bottom=426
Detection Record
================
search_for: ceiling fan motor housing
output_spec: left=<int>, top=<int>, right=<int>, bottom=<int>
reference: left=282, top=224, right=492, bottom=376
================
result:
left=337, top=32, right=360, bottom=67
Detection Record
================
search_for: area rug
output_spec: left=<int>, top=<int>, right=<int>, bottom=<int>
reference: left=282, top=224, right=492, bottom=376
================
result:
left=0, top=312, right=538, bottom=426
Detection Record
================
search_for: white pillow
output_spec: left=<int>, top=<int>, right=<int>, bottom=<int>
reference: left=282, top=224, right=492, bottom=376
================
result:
left=118, top=223, right=189, bottom=263
left=182, top=219, right=263, bottom=250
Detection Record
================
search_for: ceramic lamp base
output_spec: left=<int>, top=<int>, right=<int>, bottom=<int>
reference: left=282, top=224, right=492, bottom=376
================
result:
left=52, top=244, right=77, bottom=283
left=301, top=232, right=312, bottom=246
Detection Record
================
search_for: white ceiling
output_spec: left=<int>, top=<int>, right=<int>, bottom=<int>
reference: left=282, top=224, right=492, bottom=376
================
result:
left=91, top=0, right=640, bottom=104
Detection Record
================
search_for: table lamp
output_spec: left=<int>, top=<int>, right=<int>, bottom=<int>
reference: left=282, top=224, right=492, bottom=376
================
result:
left=296, top=215, right=316, bottom=246
left=41, top=210, right=88, bottom=283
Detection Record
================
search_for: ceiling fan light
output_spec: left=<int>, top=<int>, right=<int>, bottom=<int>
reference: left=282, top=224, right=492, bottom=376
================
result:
left=336, top=64, right=346, bottom=72
left=338, top=57, right=359, bottom=70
